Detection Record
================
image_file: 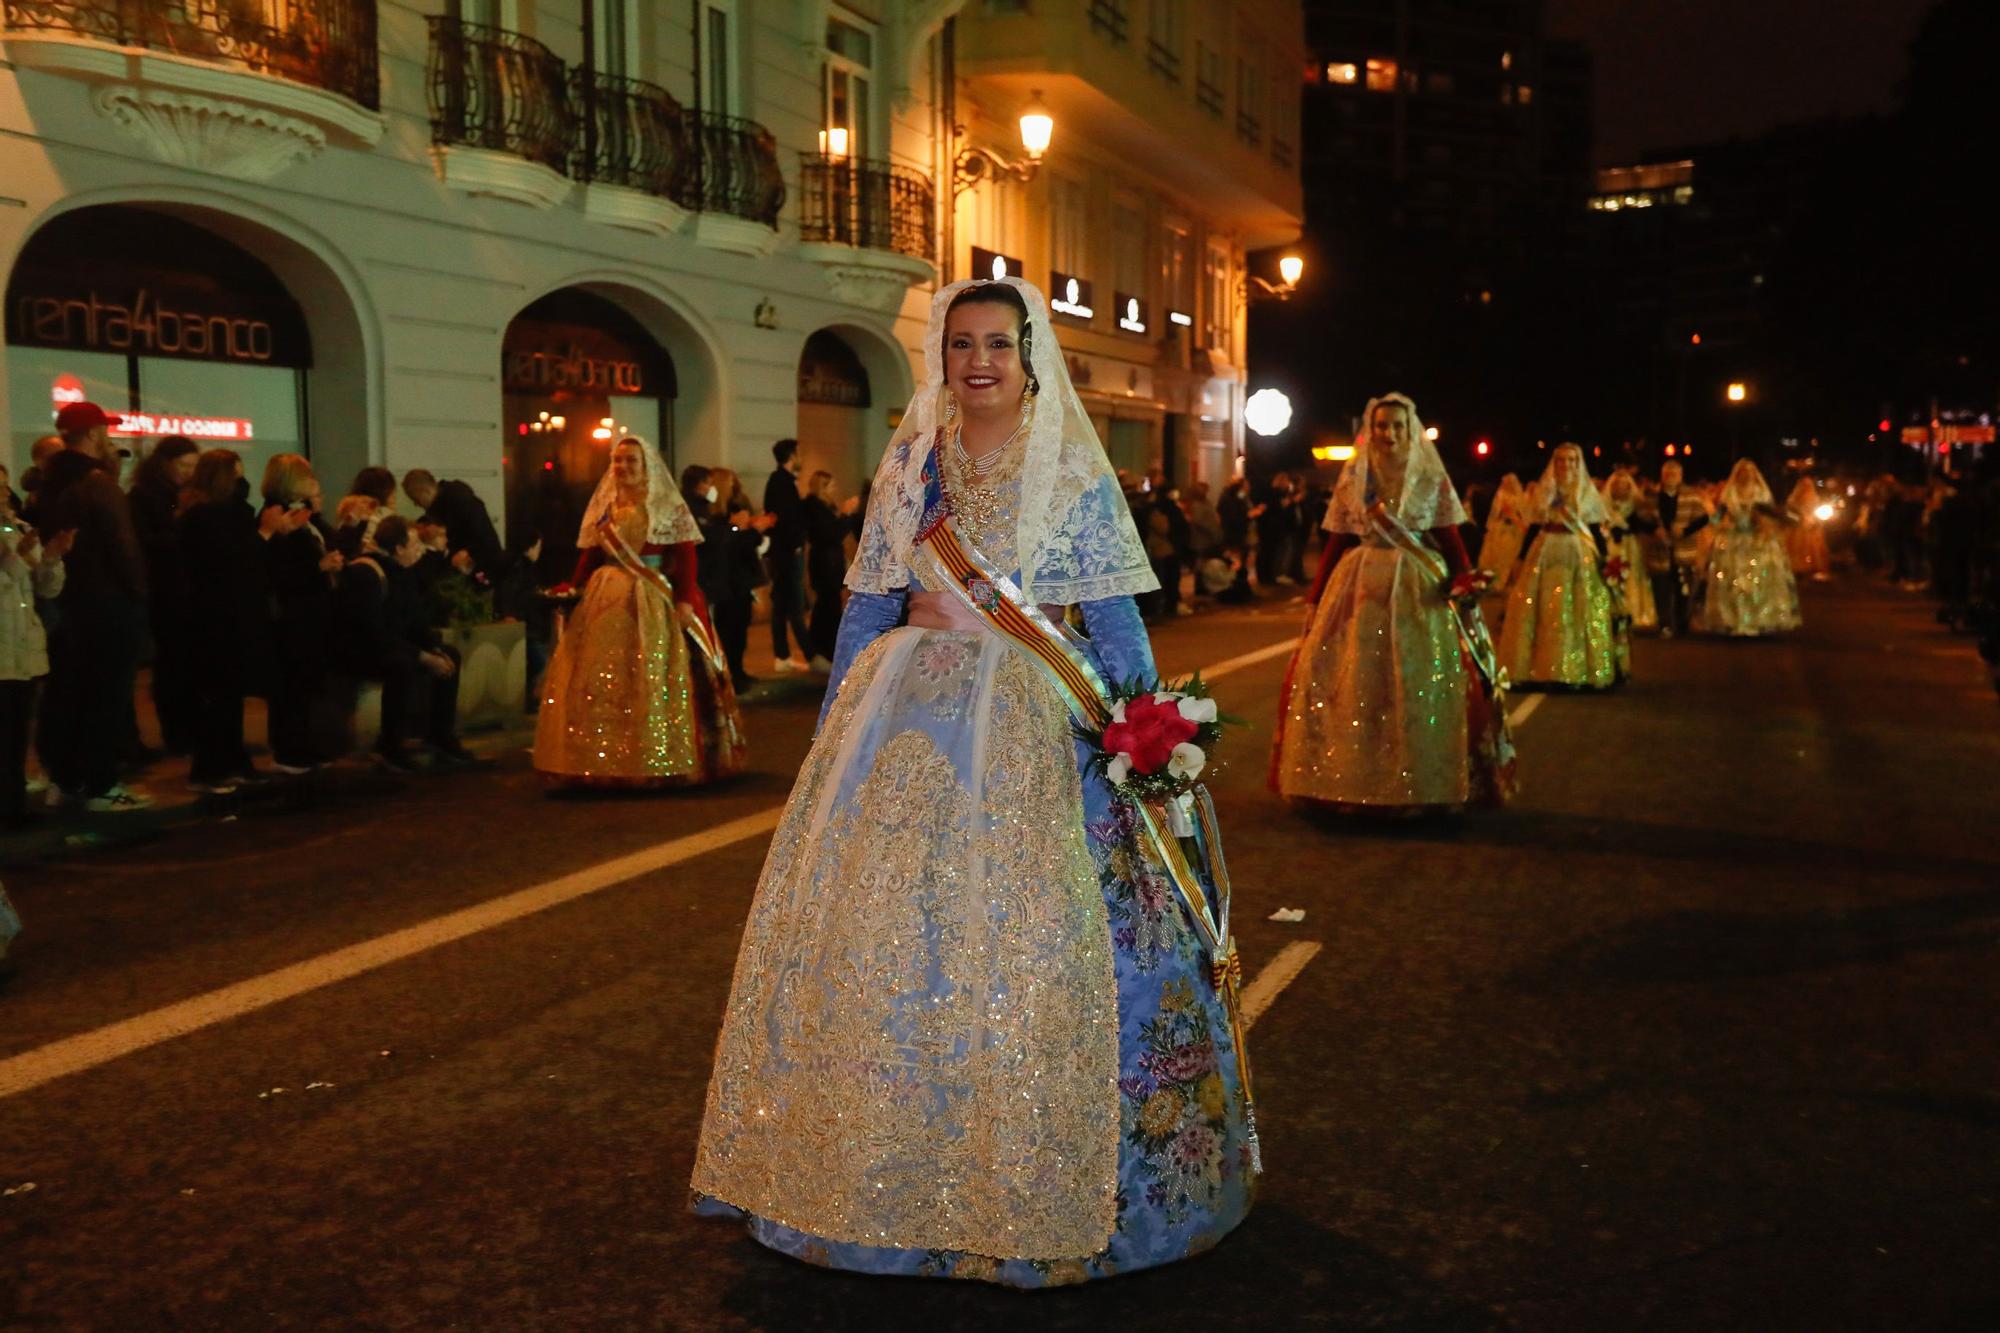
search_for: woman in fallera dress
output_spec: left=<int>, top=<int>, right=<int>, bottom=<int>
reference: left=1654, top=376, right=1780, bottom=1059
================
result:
left=1496, top=444, right=1622, bottom=690
left=532, top=437, right=745, bottom=787
left=1601, top=470, right=1658, bottom=633
left=1271, top=392, right=1515, bottom=812
left=1692, top=458, right=1802, bottom=637
left=1477, top=472, right=1529, bottom=586
left=1784, top=475, right=1832, bottom=579
left=692, top=278, right=1257, bottom=1287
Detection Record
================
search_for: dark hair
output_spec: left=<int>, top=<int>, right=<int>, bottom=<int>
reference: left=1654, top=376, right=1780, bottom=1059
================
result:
left=373, top=515, right=413, bottom=554
left=680, top=464, right=712, bottom=506
left=942, top=282, right=1038, bottom=394
left=131, top=436, right=199, bottom=498
left=350, top=466, right=396, bottom=504
left=178, top=448, right=243, bottom=512
left=772, top=439, right=799, bottom=466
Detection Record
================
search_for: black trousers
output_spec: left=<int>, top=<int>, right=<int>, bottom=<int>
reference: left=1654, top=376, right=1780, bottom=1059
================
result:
left=713, top=596, right=752, bottom=682
left=190, top=672, right=248, bottom=784
left=807, top=574, right=843, bottom=663
left=1650, top=566, right=1693, bottom=635
left=268, top=626, right=324, bottom=768
left=1, top=678, right=34, bottom=821
left=37, top=597, right=144, bottom=797
left=378, top=644, right=460, bottom=753
left=148, top=608, right=198, bottom=754
left=768, top=551, right=811, bottom=660
left=1150, top=557, right=1182, bottom=617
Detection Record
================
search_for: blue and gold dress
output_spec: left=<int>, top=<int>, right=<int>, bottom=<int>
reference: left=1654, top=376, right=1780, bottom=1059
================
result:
left=692, top=432, right=1256, bottom=1286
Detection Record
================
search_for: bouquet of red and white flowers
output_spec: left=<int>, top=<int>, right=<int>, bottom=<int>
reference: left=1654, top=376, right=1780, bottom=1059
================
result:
left=1077, top=675, right=1232, bottom=802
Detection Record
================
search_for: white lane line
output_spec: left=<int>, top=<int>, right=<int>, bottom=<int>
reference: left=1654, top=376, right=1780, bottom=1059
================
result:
left=0, top=808, right=783, bottom=1101
left=1507, top=693, right=1544, bottom=728
left=1198, top=637, right=1298, bottom=682
left=2, top=632, right=1313, bottom=1101
left=1242, top=940, right=1323, bottom=1030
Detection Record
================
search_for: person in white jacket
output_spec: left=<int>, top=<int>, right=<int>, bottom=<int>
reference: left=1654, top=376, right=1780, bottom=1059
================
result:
left=2, top=496, right=72, bottom=829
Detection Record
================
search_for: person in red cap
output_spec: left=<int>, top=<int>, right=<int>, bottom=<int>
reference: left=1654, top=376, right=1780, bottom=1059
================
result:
left=34, top=401, right=153, bottom=812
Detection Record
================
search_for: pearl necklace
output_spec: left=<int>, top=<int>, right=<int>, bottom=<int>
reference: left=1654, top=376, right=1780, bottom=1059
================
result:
left=945, top=417, right=1027, bottom=535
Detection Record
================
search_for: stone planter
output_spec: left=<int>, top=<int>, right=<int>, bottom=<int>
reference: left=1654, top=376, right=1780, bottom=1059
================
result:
left=443, top=620, right=529, bottom=732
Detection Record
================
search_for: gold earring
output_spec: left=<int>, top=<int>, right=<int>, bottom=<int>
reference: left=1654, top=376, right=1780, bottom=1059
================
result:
left=943, top=391, right=959, bottom=424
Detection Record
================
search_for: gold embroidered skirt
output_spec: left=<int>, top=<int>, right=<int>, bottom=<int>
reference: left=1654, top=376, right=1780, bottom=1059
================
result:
left=532, top=564, right=743, bottom=786
left=1274, top=544, right=1471, bottom=808
left=693, top=627, right=1120, bottom=1259
left=1496, top=531, right=1620, bottom=689
left=1609, top=529, right=1658, bottom=631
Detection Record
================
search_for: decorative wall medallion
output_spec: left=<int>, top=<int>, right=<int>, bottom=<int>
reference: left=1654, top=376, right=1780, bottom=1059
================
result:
left=91, top=85, right=325, bottom=181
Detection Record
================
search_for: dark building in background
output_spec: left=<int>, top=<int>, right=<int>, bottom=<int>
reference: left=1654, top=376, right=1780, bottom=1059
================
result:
left=1579, top=119, right=1876, bottom=466
left=1250, top=0, right=1592, bottom=474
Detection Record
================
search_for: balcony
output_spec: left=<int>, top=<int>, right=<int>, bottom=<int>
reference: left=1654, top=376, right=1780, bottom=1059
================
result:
left=427, top=16, right=573, bottom=207
left=682, top=112, right=785, bottom=256
left=572, top=67, right=692, bottom=234
left=796, top=153, right=936, bottom=310
left=2, top=0, right=385, bottom=179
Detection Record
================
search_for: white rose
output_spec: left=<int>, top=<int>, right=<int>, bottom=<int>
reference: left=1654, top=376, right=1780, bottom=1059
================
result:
left=1109, top=699, right=1128, bottom=724
left=1106, top=753, right=1133, bottom=785
left=1176, top=696, right=1218, bottom=724
left=1153, top=689, right=1184, bottom=705
left=1166, top=742, right=1207, bottom=780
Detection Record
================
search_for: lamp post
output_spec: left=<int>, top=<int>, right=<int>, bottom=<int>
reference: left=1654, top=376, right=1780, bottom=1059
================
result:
left=952, top=91, right=1054, bottom=198
left=1239, top=253, right=1307, bottom=303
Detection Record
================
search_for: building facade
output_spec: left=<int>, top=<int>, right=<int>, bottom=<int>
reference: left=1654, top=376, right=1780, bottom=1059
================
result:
left=2, top=0, right=1300, bottom=539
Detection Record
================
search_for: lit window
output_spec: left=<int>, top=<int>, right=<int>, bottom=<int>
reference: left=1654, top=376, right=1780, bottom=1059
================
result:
left=1326, top=61, right=1358, bottom=85
left=1500, top=50, right=1513, bottom=71
left=1364, top=57, right=1397, bottom=92
left=1517, top=84, right=1533, bottom=104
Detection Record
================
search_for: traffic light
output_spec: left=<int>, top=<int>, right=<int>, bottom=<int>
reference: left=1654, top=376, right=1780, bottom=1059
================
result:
left=1473, top=439, right=1492, bottom=458
left=1878, top=419, right=1892, bottom=433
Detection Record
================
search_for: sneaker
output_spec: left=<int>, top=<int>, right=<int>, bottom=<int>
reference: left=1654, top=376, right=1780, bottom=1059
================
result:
left=85, top=786, right=155, bottom=813
left=772, top=657, right=806, bottom=674
left=191, top=778, right=241, bottom=796
left=231, top=766, right=276, bottom=786
left=808, top=655, right=835, bottom=673
left=374, top=747, right=421, bottom=774
left=270, top=760, right=319, bottom=776
left=731, top=674, right=759, bottom=693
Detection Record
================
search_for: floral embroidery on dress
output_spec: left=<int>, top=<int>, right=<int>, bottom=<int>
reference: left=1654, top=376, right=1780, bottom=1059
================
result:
left=1091, top=801, right=1182, bottom=974
left=1120, top=977, right=1233, bottom=1223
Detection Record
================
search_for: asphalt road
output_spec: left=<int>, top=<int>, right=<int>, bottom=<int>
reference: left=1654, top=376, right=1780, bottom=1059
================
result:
left=2, top=580, right=1995, bottom=1332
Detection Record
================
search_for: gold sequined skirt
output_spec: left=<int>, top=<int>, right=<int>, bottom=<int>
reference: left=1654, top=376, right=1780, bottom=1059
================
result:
left=693, top=627, right=1119, bottom=1259
left=532, top=564, right=743, bottom=785
left=1496, top=532, right=1620, bottom=689
left=1274, top=545, right=1471, bottom=807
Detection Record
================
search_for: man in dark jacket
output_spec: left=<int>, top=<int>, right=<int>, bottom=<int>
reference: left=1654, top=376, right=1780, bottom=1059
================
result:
left=403, top=469, right=506, bottom=582
left=336, top=516, right=473, bottom=772
left=34, top=402, right=151, bottom=811
left=761, top=439, right=812, bottom=671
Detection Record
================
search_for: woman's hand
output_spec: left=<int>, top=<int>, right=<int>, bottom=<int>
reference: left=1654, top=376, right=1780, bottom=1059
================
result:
left=258, top=505, right=290, bottom=538
left=14, top=526, right=39, bottom=559
left=1447, top=569, right=1492, bottom=601
left=319, top=550, right=345, bottom=574
left=420, top=650, right=457, bottom=678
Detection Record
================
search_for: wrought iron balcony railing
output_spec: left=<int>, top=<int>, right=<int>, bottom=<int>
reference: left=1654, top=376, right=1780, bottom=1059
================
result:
left=3, top=0, right=381, bottom=109
left=1087, top=0, right=1128, bottom=45
left=683, top=112, right=783, bottom=228
left=572, top=67, right=689, bottom=201
left=427, top=16, right=571, bottom=176
left=797, top=154, right=935, bottom=263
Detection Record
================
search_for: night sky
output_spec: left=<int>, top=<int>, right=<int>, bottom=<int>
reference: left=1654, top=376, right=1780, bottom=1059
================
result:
left=1547, top=0, right=1939, bottom=164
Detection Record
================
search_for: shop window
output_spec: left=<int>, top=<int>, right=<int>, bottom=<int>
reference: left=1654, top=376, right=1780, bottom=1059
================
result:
left=1365, top=57, right=1397, bottom=92
left=5, top=205, right=311, bottom=481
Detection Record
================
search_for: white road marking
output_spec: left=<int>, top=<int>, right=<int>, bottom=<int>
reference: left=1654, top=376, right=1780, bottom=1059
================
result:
left=1198, top=637, right=1298, bottom=682
left=1241, top=940, right=1323, bottom=1029
left=1507, top=693, right=1544, bottom=728
left=0, top=633, right=1321, bottom=1100
left=0, top=808, right=783, bottom=1101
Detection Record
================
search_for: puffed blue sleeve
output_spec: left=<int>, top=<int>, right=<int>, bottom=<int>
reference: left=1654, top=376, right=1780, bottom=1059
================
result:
left=1078, top=595, right=1158, bottom=691
left=819, top=589, right=908, bottom=727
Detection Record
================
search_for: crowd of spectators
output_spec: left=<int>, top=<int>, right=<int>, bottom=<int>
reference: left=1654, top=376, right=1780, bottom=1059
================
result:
left=0, top=401, right=502, bottom=822
left=1119, top=468, right=1329, bottom=621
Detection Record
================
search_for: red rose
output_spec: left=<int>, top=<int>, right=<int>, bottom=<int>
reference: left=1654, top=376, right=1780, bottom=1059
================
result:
left=1102, top=695, right=1200, bottom=775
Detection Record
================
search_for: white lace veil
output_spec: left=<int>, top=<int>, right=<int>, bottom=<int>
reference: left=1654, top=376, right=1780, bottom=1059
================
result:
left=1600, top=469, right=1640, bottom=521
left=1722, top=458, right=1774, bottom=511
left=1785, top=475, right=1820, bottom=516
left=846, top=276, right=1154, bottom=604
left=576, top=436, right=701, bottom=548
left=1321, top=392, right=1467, bottom=534
left=1529, top=444, right=1609, bottom=524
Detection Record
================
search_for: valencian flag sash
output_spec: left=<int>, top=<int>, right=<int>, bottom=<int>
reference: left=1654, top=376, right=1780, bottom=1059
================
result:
left=910, top=442, right=1261, bottom=1172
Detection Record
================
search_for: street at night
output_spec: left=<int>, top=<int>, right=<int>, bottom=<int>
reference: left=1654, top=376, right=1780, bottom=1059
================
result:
left=4, top=582, right=1995, bottom=1330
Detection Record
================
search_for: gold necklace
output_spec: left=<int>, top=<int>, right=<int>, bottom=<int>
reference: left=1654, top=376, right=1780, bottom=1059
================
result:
left=944, top=415, right=1026, bottom=535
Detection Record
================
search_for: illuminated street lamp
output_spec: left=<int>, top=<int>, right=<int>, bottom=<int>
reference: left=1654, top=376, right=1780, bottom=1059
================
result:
left=1245, top=388, right=1294, bottom=437
left=1243, top=254, right=1306, bottom=302
left=953, top=91, right=1054, bottom=197
left=1726, top=381, right=1748, bottom=403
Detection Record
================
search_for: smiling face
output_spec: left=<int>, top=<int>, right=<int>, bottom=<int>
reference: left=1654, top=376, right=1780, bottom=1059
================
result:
left=1554, top=447, right=1580, bottom=490
left=1368, top=402, right=1412, bottom=455
left=611, top=441, right=645, bottom=490
left=944, top=299, right=1028, bottom=417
